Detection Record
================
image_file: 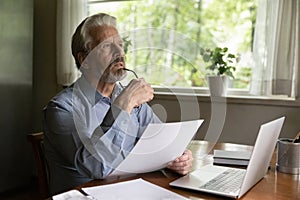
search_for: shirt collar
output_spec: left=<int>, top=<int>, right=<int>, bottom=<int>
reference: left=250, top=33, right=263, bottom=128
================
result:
left=111, top=83, right=123, bottom=102
left=75, top=75, right=123, bottom=106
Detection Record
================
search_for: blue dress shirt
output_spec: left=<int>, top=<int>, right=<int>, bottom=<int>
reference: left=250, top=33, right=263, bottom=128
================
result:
left=43, top=75, right=161, bottom=195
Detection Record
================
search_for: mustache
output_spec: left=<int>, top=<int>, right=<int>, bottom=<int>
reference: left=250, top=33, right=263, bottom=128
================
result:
left=110, top=56, right=125, bottom=66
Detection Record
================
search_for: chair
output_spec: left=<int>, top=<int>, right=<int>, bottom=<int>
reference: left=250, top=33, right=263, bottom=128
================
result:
left=27, top=132, right=49, bottom=198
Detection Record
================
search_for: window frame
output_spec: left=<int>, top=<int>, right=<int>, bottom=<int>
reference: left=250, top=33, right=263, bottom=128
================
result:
left=87, top=0, right=300, bottom=103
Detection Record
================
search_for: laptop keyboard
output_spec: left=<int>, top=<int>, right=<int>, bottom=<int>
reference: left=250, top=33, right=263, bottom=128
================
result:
left=199, top=168, right=245, bottom=194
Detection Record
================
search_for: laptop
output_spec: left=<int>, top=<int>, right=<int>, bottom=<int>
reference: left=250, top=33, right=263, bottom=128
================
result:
left=169, top=117, right=285, bottom=199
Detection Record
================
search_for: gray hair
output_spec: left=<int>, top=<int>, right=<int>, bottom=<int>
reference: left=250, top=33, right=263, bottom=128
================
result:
left=71, top=13, right=117, bottom=69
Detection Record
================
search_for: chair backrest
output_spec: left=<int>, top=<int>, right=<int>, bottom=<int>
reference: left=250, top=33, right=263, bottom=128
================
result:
left=27, top=132, right=49, bottom=198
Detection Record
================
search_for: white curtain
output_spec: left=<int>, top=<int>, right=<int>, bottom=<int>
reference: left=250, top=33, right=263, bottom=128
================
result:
left=250, top=0, right=300, bottom=97
left=56, top=0, right=87, bottom=86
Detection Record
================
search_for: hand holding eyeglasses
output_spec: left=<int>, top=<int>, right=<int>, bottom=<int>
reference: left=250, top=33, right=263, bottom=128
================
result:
left=114, top=68, right=153, bottom=113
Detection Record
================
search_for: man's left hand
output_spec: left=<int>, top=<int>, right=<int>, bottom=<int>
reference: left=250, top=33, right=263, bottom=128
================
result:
left=167, top=149, right=193, bottom=175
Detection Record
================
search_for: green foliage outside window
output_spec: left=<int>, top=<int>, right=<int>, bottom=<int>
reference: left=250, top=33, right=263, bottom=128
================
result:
left=89, top=0, right=257, bottom=89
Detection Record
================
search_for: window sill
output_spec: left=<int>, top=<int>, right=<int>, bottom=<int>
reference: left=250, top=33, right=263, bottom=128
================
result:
left=153, top=87, right=300, bottom=108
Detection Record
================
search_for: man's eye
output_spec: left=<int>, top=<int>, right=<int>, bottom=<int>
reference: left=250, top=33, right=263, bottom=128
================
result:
left=101, top=43, right=111, bottom=49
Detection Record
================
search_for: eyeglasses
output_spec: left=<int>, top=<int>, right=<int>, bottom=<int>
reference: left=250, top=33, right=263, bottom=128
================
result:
left=123, top=68, right=138, bottom=78
left=119, top=68, right=139, bottom=89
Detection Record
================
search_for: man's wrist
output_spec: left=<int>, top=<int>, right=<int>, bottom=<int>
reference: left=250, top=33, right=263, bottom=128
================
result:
left=113, top=97, right=133, bottom=113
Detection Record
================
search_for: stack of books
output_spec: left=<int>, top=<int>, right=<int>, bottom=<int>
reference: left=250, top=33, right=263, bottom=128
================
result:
left=213, top=149, right=252, bottom=167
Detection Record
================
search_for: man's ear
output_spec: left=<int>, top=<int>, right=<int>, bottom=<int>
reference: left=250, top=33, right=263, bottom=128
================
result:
left=77, top=52, right=89, bottom=69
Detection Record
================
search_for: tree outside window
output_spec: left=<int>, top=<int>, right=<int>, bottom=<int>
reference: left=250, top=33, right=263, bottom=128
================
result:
left=88, top=0, right=257, bottom=90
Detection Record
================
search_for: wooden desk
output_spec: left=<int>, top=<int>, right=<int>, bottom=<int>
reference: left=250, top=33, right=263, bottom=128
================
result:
left=51, top=141, right=300, bottom=199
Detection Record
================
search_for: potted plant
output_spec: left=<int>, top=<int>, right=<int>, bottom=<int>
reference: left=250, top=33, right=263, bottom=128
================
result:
left=200, top=47, right=238, bottom=96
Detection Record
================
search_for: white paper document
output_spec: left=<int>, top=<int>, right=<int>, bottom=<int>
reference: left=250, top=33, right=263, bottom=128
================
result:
left=52, top=189, right=93, bottom=200
left=82, top=178, right=189, bottom=200
left=111, top=119, right=203, bottom=176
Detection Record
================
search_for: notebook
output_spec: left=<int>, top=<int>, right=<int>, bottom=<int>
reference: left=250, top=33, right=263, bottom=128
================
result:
left=213, top=149, right=251, bottom=166
left=170, top=117, right=285, bottom=199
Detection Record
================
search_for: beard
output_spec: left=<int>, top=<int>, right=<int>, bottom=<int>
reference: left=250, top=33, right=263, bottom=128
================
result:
left=101, top=68, right=127, bottom=83
left=100, top=56, right=127, bottom=83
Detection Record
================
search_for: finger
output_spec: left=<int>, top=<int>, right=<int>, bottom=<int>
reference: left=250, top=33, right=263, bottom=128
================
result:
left=183, top=149, right=192, bottom=157
left=168, top=159, right=192, bottom=169
left=127, top=78, right=153, bottom=93
left=170, top=165, right=191, bottom=174
left=176, top=152, right=193, bottom=162
left=167, top=163, right=192, bottom=175
left=185, top=149, right=192, bottom=154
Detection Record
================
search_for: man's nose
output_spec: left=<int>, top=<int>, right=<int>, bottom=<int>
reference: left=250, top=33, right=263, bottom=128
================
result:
left=112, top=43, right=124, bottom=57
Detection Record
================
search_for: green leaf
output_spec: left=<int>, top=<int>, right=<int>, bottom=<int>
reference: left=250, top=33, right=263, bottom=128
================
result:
left=122, top=36, right=132, bottom=54
left=200, top=46, right=238, bottom=79
left=203, top=54, right=211, bottom=62
left=227, top=53, right=235, bottom=58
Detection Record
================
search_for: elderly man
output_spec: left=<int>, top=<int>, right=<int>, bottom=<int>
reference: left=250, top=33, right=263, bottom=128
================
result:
left=43, top=13, right=193, bottom=195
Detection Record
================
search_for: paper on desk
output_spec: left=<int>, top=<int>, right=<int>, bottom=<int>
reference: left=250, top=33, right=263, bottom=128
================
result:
left=110, top=119, right=203, bottom=176
left=82, top=178, right=189, bottom=200
left=52, top=189, right=93, bottom=200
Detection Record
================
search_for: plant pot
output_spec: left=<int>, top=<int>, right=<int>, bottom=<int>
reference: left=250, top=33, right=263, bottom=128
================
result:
left=207, top=75, right=228, bottom=97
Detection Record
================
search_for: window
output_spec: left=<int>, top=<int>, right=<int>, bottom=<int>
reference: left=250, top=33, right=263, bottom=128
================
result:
left=89, top=0, right=255, bottom=89
left=87, top=0, right=299, bottom=99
